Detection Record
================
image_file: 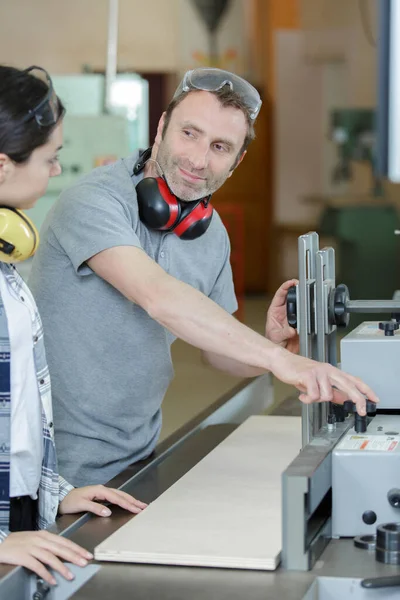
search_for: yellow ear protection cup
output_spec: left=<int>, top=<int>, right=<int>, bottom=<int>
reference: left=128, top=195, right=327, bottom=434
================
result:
left=0, top=207, right=39, bottom=263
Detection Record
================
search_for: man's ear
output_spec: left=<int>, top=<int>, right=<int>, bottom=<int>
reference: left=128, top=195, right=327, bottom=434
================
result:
left=154, top=113, right=166, bottom=147
left=0, top=154, right=14, bottom=184
left=228, top=150, right=247, bottom=178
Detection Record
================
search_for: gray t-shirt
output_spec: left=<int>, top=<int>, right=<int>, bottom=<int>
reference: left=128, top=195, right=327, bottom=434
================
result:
left=29, top=153, right=237, bottom=487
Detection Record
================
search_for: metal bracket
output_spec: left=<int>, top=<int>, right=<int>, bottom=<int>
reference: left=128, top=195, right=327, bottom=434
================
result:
left=296, top=234, right=339, bottom=446
left=282, top=421, right=351, bottom=570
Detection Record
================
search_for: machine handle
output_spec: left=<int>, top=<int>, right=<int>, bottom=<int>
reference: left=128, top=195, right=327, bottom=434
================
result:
left=286, top=286, right=297, bottom=329
left=361, top=575, right=400, bottom=589
left=342, top=399, right=376, bottom=433
left=343, top=399, right=377, bottom=414
left=388, top=489, right=400, bottom=509
left=379, top=321, right=400, bottom=336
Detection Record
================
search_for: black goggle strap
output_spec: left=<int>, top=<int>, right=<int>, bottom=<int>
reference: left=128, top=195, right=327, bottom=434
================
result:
left=20, top=66, right=58, bottom=126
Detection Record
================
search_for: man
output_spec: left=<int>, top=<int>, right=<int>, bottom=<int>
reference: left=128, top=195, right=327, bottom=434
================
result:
left=29, top=68, right=377, bottom=487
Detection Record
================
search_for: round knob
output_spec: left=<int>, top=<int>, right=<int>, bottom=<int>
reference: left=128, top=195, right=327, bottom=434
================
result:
left=379, top=322, right=399, bottom=336
left=332, top=404, right=346, bottom=422
left=362, top=510, right=377, bottom=525
left=327, top=413, right=336, bottom=425
left=355, top=413, right=368, bottom=433
left=331, top=284, right=350, bottom=328
left=388, top=489, right=400, bottom=509
left=286, top=286, right=297, bottom=328
left=343, top=399, right=377, bottom=415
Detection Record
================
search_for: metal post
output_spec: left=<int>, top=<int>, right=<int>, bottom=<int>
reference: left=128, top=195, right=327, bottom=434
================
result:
left=298, top=233, right=319, bottom=446
left=346, top=300, right=400, bottom=313
left=314, top=247, right=337, bottom=433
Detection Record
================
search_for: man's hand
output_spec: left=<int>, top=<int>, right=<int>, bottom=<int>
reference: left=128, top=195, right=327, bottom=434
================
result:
left=265, top=279, right=299, bottom=354
left=0, top=531, right=93, bottom=586
left=271, top=347, right=379, bottom=416
left=58, top=485, right=147, bottom=518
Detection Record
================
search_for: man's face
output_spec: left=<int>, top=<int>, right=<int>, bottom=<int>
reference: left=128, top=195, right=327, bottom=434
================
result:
left=155, top=91, right=247, bottom=202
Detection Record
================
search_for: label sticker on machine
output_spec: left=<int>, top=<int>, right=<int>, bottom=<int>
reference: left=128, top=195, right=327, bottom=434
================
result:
left=339, top=435, right=399, bottom=451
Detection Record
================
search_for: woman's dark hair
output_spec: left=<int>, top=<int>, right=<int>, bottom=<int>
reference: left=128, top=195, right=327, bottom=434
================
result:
left=0, top=65, right=65, bottom=164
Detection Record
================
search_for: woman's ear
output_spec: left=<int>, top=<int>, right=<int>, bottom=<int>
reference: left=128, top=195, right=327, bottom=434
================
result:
left=0, top=154, right=14, bottom=184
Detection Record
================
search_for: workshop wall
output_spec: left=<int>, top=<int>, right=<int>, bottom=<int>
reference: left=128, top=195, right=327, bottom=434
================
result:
left=0, top=0, right=179, bottom=73
left=0, top=0, right=248, bottom=75
left=0, top=0, right=271, bottom=293
left=272, top=0, right=379, bottom=285
left=0, top=0, right=381, bottom=292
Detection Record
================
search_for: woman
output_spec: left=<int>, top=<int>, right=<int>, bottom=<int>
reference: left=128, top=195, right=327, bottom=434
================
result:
left=0, top=65, right=147, bottom=586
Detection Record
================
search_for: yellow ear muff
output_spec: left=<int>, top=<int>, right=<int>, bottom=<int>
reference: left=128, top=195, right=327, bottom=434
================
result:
left=0, top=207, right=39, bottom=263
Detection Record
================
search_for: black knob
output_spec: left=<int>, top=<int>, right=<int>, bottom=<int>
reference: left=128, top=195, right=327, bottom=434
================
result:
left=286, top=286, right=297, bottom=329
left=355, top=413, right=367, bottom=433
left=388, top=489, right=400, bottom=509
left=362, top=510, right=377, bottom=525
left=333, top=404, right=346, bottom=422
left=343, top=400, right=355, bottom=414
left=343, top=399, right=376, bottom=433
left=343, top=400, right=377, bottom=415
left=332, top=284, right=350, bottom=328
left=379, top=322, right=399, bottom=336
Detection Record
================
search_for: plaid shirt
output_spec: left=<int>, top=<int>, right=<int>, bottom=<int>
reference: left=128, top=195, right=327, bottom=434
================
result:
left=0, top=263, right=73, bottom=541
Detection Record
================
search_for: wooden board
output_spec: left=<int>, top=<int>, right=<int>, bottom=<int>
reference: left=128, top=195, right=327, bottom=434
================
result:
left=95, top=416, right=301, bottom=571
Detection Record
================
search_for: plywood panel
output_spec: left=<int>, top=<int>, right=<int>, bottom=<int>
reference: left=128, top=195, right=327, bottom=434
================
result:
left=95, top=416, right=301, bottom=571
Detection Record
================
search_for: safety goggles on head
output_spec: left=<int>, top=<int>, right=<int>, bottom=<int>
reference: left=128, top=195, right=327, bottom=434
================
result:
left=174, top=68, right=262, bottom=121
left=20, top=66, right=59, bottom=127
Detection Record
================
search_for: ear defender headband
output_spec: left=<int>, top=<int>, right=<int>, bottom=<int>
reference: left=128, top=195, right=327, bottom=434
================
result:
left=0, top=207, right=39, bottom=263
left=133, top=149, right=213, bottom=241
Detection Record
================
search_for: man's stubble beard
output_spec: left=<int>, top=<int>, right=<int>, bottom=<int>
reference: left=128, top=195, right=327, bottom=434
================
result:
left=156, top=141, right=232, bottom=202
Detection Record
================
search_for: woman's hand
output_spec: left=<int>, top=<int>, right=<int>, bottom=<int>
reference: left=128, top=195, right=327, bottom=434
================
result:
left=0, top=530, right=93, bottom=586
left=59, top=485, right=147, bottom=518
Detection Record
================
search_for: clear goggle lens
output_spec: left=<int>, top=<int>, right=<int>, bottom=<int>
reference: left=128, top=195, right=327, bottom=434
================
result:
left=175, top=68, right=261, bottom=120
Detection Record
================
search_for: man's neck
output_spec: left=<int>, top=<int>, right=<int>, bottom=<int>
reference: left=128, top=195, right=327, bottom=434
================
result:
left=143, top=146, right=160, bottom=179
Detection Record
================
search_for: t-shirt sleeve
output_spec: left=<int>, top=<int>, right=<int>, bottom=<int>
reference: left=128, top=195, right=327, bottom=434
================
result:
left=208, top=232, right=238, bottom=315
left=49, top=182, right=142, bottom=276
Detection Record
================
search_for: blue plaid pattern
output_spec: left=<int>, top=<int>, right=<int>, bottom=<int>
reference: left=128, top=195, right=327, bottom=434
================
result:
left=0, top=264, right=73, bottom=541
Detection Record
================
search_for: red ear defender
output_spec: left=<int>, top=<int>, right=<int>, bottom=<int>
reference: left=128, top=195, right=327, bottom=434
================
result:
left=136, top=177, right=213, bottom=240
left=174, top=199, right=213, bottom=240
left=136, top=178, right=181, bottom=230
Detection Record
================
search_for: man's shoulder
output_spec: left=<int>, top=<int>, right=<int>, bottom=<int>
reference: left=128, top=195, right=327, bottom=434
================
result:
left=62, top=153, right=139, bottom=199
left=207, top=208, right=230, bottom=243
left=42, top=153, right=141, bottom=232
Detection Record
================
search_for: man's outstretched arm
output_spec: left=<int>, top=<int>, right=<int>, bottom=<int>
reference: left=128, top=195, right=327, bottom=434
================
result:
left=88, top=245, right=378, bottom=415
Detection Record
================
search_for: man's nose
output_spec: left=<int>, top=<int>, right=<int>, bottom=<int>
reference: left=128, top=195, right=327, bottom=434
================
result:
left=188, top=142, right=209, bottom=170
